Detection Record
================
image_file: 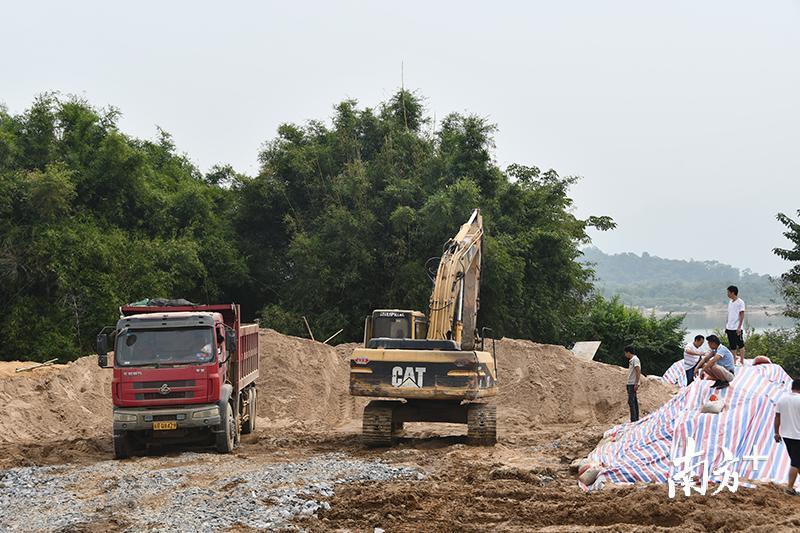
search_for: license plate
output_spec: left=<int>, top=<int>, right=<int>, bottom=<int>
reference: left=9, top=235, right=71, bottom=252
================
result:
left=153, top=421, right=177, bottom=430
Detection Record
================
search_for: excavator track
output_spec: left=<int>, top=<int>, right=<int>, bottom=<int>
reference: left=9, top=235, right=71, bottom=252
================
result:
left=362, top=400, right=398, bottom=447
left=467, top=402, right=497, bottom=446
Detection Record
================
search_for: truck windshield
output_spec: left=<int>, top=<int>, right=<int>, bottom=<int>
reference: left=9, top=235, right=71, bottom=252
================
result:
left=115, top=327, right=215, bottom=367
left=372, top=314, right=411, bottom=339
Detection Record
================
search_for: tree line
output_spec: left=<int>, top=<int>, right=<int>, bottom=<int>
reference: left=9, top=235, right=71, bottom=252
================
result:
left=5, top=91, right=794, bottom=376
left=581, top=247, right=781, bottom=310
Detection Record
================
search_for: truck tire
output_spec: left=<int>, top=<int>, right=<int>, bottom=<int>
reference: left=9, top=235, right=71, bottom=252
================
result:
left=467, top=403, right=497, bottom=446
left=241, top=388, right=256, bottom=435
left=216, top=402, right=236, bottom=453
left=113, top=431, right=132, bottom=459
left=363, top=400, right=396, bottom=447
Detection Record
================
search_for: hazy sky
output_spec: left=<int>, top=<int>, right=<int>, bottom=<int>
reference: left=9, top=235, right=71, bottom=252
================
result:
left=2, top=1, right=798, bottom=274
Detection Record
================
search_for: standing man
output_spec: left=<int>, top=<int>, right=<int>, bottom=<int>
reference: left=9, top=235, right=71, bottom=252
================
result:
left=683, top=334, right=706, bottom=386
left=726, top=285, right=746, bottom=366
left=624, top=346, right=641, bottom=422
left=774, top=378, right=800, bottom=495
left=695, top=335, right=736, bottom=390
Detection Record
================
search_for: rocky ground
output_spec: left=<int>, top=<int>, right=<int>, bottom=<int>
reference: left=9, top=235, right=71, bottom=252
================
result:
left=3, top=423, right=800, bottom=532
left=3, top=332, right=800, bottom=531
left=0, top=446, right=419, bottom=532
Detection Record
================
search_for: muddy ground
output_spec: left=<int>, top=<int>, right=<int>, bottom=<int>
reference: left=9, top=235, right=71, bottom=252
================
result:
left=3, top=422, right=800, bottom=532
left=3, top=332, right=800, bottom=531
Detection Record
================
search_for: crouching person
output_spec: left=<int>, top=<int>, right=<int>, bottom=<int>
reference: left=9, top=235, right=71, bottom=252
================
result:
left=695, top=335, right=735, bottom=390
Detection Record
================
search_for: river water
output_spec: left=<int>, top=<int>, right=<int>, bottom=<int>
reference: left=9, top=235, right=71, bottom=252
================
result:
left=672, top=308, right=797, bottom=344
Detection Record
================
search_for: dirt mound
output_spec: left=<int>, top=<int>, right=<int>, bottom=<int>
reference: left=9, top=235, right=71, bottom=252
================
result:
left=254, top=332, right=675, bottom=431
left=496, top=338, right=674, bottom=428
left=0, top=330, right=675, bottom=449
left=254, top=329, right=365, bottom=429
left=0, top=330, right=357, bottom=446
left=0, top=357, right=112, bottom=445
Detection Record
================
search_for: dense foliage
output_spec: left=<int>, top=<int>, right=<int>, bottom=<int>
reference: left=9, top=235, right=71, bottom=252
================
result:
left=581, top=247, right=780, bottom=310
left=236, top=93, right=615, bottom=344
left=1, top=91, right=689, bottom=366
left=566, top=296, right=686, bottom=375
left=744, top=328, right=800, bottom=377
left=740, top=211, right=800, bottom=377
left=774, top=210, right=800, bottom=319
left=0, top=95, right=245, bottom=360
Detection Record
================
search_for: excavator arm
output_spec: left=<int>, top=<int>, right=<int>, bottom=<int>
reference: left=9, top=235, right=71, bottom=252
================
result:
left=427, top=208, right=483, bottom=350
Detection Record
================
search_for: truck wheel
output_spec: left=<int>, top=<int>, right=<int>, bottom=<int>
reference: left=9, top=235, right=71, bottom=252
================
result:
left=363, top=400, right=395, bottom=447
left=113, top=431, right=132, bottom=459
left=241, top=388, right=256, bottom=435
left=467, top=403, right=497, bottom=446
left=216, top=403, right=235, bottom=453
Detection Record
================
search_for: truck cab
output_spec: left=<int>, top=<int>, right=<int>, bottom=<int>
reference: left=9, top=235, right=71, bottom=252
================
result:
left=97, top=302, right=258, bottom=458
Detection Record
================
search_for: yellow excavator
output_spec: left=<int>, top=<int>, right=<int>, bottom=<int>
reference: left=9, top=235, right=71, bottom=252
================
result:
left=349, top=209, right=498, bottom=446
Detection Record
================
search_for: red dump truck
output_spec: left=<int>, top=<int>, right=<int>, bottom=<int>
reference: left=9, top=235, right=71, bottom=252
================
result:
left=96, top=301, right=259, bottom=459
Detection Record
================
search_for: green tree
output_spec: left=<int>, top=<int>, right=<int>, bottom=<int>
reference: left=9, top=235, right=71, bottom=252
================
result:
left=238, top=90, right=616, bottom=344
left=774, top=210, right=800, bottom=319
left=751, top=210, right=800, bottom=377
left=0, top=89, right=688, bottom=369
left=0, top=95, right=245, bottom=361
left=567, top=296, right=686, bottom=375
left=745, top=329, right=800, bottom=376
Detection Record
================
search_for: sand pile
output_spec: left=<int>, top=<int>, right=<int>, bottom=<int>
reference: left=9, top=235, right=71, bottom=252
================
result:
left=0, top=358, right=112, bottom=444
left=496, top=338, right=675, bottom=428
left=253, top=333, right=676, bottom=430
left=0, top=330, right=356, bottom=443
left=254, top=329, right=366, bottom=429
left=0, top=330, right=675, bottom=446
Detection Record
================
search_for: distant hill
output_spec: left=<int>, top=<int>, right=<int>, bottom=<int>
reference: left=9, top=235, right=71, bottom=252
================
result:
left=580, top=247, right=781, bottom=311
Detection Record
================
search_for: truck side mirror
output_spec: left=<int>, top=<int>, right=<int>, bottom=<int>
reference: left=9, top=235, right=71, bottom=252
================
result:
left=97, top=334, right=108, bottom=368
left=225, top=330, right=237, bottom=359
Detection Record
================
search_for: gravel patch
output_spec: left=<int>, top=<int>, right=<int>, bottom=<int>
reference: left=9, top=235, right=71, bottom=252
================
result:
left=0, top=452, right=423, bottom=532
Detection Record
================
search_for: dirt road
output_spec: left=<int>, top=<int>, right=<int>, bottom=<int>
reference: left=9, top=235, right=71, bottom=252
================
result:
left=3, top=422, right=800, bottom=531
left=2, top=331, right=800, bottom=531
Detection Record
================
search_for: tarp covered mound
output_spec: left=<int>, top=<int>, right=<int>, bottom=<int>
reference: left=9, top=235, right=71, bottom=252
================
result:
left=661, top=359, right=688, bottom=386
left=586, top=363, right=794, bottom=489
left=661, top=358, right=755, bottom=387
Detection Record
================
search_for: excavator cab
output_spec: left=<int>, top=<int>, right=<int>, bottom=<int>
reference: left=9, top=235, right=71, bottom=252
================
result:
left=350, top=209, right=497, bottom=447
left=363, top=310, right=428, bottom=345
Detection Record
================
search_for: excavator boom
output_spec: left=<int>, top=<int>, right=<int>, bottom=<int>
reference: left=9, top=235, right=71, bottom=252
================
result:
left=427, top=209, right=483, bottom=350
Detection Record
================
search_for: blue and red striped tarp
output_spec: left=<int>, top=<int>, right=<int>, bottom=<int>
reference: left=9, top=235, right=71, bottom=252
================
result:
left=661, top=360, right=687, bottom=386
left=661, top=358, right=756, bottom=387
left=585, top=363, right=794, bottom=490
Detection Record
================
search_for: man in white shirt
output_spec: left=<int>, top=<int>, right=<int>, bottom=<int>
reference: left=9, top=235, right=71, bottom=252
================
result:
left=725, top=285, right=746, bottom=366
left=774, top=378, right=800, bottom=495
left=624, top=345, right=641, bottom=422
left=683, top=334, right=706, bottom=386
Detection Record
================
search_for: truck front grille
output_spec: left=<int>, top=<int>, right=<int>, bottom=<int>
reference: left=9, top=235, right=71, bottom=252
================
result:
left=136, top=391, right=195, bottom=400
left=133, top=380, right=196, bottom=389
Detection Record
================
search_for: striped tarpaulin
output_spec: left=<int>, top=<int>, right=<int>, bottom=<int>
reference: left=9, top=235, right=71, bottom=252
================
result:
left=586, top=363, right=794, bottom=490
left=662, top=360, right=687, bottom=387
left=662, top=358, right=756, bottom=387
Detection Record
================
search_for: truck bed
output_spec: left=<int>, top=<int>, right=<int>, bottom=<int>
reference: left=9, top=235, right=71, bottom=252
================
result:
left=237, top=323, right=259, bottom=389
